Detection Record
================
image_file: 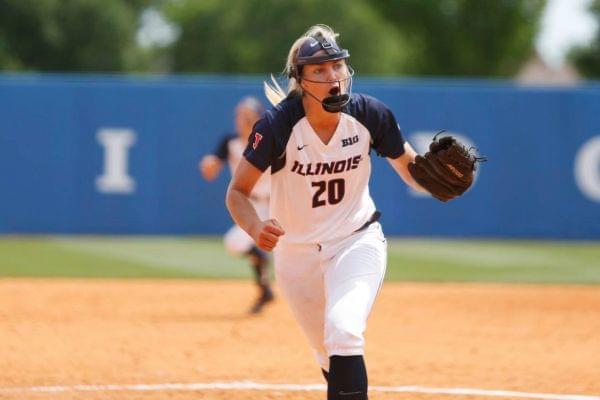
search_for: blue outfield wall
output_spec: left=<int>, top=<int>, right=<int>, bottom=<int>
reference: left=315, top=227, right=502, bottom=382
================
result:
left=0, top=74, right=599, bottom=238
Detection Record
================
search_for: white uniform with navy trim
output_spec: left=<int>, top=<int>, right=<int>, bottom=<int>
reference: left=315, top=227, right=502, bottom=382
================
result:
left=214, top=134, right=270, bottom=255
left=274, top=114, right=376, bottom=244
left=243, top=93, right=405, bottom=371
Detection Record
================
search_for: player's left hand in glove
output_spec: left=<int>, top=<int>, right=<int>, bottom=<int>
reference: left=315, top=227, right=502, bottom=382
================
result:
left=408, top=131, right=486, bottom=202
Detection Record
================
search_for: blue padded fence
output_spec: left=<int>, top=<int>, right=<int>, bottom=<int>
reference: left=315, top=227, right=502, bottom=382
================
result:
left=0, top=74, right=598, bottom=238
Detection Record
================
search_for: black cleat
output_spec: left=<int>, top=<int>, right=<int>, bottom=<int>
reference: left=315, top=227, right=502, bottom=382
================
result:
left=249, top=288, right=274, bottom=314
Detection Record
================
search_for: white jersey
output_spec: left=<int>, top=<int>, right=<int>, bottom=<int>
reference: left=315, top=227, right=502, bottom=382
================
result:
left=243, top=94, right=405, bottom=244
left=214, top=134, right=270, bottom=202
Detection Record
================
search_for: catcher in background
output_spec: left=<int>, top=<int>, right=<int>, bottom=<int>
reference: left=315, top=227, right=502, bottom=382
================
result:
left=227, top=25, right=483, bottom=400
left=199, top=96, right=274, bottom=314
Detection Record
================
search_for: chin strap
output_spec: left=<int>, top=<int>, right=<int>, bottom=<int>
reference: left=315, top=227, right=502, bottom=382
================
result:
left=322, top=94, right=350, bottom=112
left=302, top=81, right=350, bottom=113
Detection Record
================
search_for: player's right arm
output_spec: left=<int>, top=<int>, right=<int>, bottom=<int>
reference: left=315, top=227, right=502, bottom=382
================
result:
left=226, top=158, right=284, bottom=252
left=228, top=111, right=286, bottom=251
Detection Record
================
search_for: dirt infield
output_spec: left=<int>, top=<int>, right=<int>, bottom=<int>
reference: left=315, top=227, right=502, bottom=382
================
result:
left=0, top=279, right=599, bottom=400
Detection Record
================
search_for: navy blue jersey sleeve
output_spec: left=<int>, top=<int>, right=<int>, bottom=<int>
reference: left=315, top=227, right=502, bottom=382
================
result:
left=349, top=94, right=406, bottom=159
left=213, top=133, right=236, bottom=160
left=243, top=95, right=304, bottom=173
left=243, top=117, right=277, bottom=172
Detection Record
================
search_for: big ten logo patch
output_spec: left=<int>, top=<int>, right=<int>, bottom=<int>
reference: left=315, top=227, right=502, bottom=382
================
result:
left=342, top=135, right=359, bottom=147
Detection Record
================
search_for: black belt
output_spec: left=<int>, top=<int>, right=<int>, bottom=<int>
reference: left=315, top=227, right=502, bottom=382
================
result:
left=316, top=211, right=382, bottom=252
left=354, top=211, right=381, bottom=233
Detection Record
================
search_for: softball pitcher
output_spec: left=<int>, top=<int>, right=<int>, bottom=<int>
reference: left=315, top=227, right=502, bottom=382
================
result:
left=199, top=96, right=274, bottom=314
left=226, top=26, right=429, bottom=400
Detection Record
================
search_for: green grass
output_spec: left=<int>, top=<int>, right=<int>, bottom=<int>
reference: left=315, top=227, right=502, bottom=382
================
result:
left=0, top=236, right=250, bottom=279
left=386, top=240, right=600, bottom=284
left=0, top=236, right=599, bottom=284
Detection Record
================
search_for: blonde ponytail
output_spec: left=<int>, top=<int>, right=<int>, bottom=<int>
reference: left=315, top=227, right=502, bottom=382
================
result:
left=263, top=74, right=286, bottom=106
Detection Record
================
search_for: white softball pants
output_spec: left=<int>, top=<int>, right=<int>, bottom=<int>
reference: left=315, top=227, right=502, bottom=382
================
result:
left=274, top=222, right=387, bottom=372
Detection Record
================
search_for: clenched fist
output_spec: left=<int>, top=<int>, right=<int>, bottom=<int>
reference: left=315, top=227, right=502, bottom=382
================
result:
left=250, top=219, right=285, bottom=252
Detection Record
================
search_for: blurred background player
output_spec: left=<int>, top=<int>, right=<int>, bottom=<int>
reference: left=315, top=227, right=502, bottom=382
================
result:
left=199, top=96, right=274, bottom=314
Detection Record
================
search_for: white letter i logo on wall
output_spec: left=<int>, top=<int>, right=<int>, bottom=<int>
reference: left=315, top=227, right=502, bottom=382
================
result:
left=95, top=128, right=137, bottom=194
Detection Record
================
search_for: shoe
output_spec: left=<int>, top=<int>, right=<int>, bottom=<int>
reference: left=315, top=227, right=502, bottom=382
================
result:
left=249, top=288, right=274, bottom=314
